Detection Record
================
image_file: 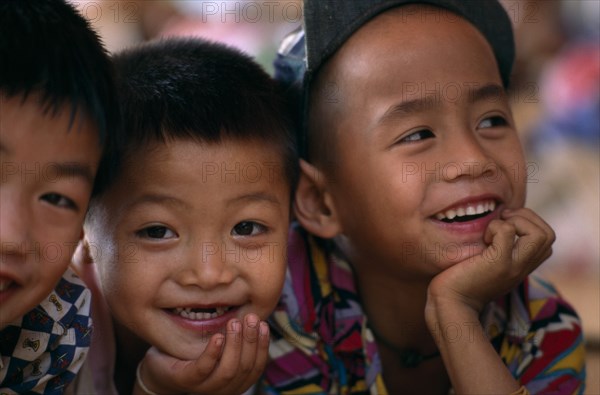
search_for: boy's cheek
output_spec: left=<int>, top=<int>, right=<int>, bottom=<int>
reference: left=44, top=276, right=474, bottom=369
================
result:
left=509, top=172, right=528, bottom=210
left=6, top=261, right=70, bottom=325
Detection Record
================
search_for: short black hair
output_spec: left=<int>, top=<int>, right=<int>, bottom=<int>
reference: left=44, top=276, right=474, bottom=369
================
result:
left=0, top=0, right=120, bottom=195
left=111, top=38, right=298, bottom=188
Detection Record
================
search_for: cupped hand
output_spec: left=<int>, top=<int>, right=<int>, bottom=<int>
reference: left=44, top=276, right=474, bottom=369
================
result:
left=135, top=314, right=270, bottom=395
left=427, top=208, right=555, bottom=316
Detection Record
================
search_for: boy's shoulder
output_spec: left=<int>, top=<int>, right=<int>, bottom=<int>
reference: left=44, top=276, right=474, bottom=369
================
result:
left=0, top=268, right=92, bottom=392
left=485, top=275, right=582, bottom=331
left=483, top=276, right=586, bottom=389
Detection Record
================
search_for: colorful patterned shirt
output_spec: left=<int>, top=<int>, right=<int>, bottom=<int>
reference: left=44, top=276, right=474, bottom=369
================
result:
left=262, top=225, right=586, bottom=394
left=0, top=268, right=92, bottom=394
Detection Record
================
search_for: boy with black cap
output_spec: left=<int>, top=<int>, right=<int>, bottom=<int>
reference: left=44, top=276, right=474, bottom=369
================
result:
left=262, top=1, right=585, bottom=394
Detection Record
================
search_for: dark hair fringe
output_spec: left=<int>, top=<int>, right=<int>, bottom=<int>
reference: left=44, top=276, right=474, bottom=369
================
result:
left=0, top=0, right=121, bottom=195
left=112, top=38, right=298, bottom=187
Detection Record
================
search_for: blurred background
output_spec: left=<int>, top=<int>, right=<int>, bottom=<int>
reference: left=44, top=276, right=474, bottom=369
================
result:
left=71, top=0, right=599, bottom=391
left=502, top=1, right=599, bottom=392
left=68, top=0, right=303, bottom=73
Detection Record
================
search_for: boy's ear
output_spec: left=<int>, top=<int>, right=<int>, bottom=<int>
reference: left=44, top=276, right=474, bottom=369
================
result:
left=294, top=159, right=342, bottom=239
left=73, top=235, right=95, bottom=267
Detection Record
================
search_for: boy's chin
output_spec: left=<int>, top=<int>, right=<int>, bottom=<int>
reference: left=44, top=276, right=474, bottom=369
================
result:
left=160, top=341, right=211, bottom=361
left=1, top=285, right=52, bottom=329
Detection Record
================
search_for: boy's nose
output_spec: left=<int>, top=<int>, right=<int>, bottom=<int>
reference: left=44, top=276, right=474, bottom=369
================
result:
left=176, top=241, right=237, bottom=289
left=441, top=133, right=496, bottom=181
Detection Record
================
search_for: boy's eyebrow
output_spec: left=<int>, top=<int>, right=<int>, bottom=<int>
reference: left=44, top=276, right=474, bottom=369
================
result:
left=52, top=163, right=95, bottom=185
left=227, top=192, right=281, bottom=206
left=469, top=84, right=506, bottom=104
left=0, top=141, right=93, bottom=184
left=377, top=83, right=506, bottom=126
left=378, top=96, right=438, bottom=125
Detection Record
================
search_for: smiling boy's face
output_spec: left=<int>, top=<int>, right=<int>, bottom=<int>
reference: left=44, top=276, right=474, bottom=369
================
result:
left=309, top=6, right=527, bottom=278
left=85, top=138, right=290, bottom=359
left=0, top=94, right=101, bottom=328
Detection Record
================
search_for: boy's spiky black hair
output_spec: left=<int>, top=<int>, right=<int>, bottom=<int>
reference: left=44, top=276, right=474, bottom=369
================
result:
left=0, top=0, right=120, bottom=195
left=112, top=38, right=298, bottom=187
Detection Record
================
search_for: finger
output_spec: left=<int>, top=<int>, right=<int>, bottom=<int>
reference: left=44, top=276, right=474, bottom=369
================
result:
left=482, top=219, right=516, bottom=264
left=502, top=215, right=551, bottom=271
left=237, top=314, right=261, bottom=379
left=502, top=208, right=555, bottom=245
left=229, top=320, right=271, bottom=395
left=209, top=318, right=243, bottom=385
left=248, top=321, right=270, bottom=381
left=539, top=247, right=553, bottom=267
left=189, top=333, right=225, bottom=378
left=259, top=320, right=270, bottom=351
left=502, top=208, right=553, bottom=236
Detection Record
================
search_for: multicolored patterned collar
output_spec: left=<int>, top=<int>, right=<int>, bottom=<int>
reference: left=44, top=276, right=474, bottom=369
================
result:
left=0, top=268, right=92, bottom=394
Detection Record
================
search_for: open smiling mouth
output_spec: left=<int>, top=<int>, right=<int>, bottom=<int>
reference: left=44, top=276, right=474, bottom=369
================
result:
left=0, top=279, right=14, bottom=292
left=0, top=278, right=20, bottom=293
left=171, top=306, right=234, bottom=320
left=434, top=200, right=496, bottom=223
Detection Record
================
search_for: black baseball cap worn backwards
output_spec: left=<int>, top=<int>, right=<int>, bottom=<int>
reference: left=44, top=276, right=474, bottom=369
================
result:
left=304, top=0, right=515, bottom=87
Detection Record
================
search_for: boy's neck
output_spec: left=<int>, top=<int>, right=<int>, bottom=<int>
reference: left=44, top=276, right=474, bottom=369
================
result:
left=354, top=266, right=450, bottom=393
left=331, top=237, right=437, bottom=349
left=353, top=262, right=434, bottom=350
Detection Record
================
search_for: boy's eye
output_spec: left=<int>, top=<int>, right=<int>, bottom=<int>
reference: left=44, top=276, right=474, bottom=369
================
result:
left=231, top=221, right=266, bottom=237
left=400, top=129, right=435, bottom=143
left=136, top=226, right=177, bottom=240
left=40, top=193, right=77, bottom=210
left=478, top=115, right=508, bottom=129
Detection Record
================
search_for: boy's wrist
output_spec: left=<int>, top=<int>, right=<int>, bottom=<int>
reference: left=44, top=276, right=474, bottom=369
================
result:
left=426, top=278, right=488, bottom=319
left=136, top=360, right=180, bottom=395
left=424, top=296, right=481, bottom=336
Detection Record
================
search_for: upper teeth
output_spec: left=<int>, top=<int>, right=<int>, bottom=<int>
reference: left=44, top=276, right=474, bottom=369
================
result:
left=0, top=279, right=13, bottom=292
left=173, top=306, right=230, bottom=320
left=435, top=200, right=496, bottom=220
